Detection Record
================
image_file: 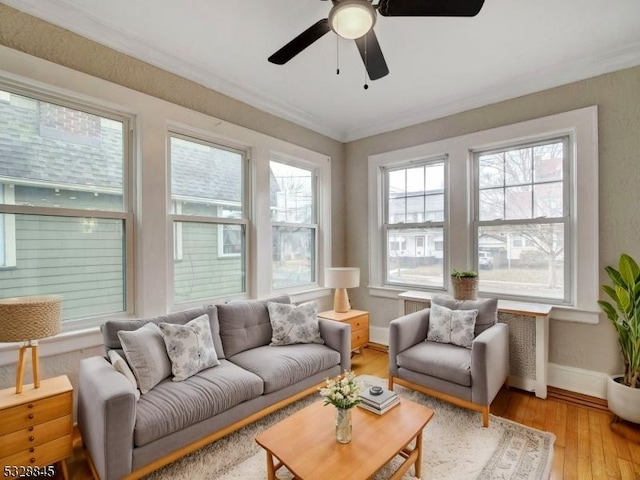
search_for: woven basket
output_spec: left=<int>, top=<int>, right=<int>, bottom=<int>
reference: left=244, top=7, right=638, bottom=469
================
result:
left=451, top=276, right=478, bottom=300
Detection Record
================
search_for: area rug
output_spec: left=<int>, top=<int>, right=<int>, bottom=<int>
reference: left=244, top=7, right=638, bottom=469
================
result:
left=146, top=375, right=554, bottom=480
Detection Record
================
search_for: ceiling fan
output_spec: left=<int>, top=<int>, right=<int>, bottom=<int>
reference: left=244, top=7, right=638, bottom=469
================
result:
left=268, top=0, right=485, bottom=82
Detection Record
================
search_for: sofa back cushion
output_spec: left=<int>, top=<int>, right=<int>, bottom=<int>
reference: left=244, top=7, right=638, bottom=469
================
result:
left=431, top=295, right=498, bottom=337
left=217, top=295, right=290, bottom=357
left=101, top=304, right=225, bottom=359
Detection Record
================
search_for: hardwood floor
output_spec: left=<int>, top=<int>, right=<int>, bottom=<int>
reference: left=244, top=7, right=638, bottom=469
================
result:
left=63, top=346, right=640, bottom=479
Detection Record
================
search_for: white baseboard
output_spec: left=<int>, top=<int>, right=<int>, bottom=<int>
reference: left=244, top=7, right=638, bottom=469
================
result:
left=369, top=326, right=609, bottom=400
left=547, top=362, right=609, bottom=400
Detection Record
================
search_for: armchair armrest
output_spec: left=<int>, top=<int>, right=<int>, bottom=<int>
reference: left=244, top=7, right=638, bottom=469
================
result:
left=388, top=309, right=430, bottom=376
left=471, top=322, right=509, bottom=405
left=318, top=318, right=351, bottom=372
left=77, top=356, right=137, bottom=480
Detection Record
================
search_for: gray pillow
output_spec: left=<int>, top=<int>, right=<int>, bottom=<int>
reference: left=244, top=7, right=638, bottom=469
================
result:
left=159, top=314, right=221, bottom=381
left=267, top=302, right=324, bottom=346
left=427, top=303, right=478, bottom=349
left=431, top=295, right=498, bottom=336
left=118, top=323, right=172, bottom=394
left=107, top=350, right=140, bottom=401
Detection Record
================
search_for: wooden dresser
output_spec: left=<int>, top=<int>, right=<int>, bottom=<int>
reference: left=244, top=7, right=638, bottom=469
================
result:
left=0, top=375, right=73, bottom=479
left=318, top=309, right=369, bottom=356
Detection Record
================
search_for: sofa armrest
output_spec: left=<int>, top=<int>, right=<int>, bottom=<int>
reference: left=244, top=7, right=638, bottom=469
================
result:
left=77, top=356, right=137, bottom=480
left=318, top=318, right=351, bottom=372
left=471, top=322, right=509, bottom=405
left=388, top=309, right=430, bottom=376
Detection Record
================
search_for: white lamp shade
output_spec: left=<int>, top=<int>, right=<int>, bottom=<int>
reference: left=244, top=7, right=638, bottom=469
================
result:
left=325, top=267, right=360, bottom=289
left=329, top=0, right=376, bottom=40
left=0, top=295, right=62, bottom=343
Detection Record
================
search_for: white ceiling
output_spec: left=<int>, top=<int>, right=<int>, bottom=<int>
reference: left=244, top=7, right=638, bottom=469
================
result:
left=4, top=0, right=640, bottom=142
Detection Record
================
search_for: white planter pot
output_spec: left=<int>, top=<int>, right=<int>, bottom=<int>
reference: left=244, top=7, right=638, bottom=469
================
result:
left=607, top=375, right=640, bottom=424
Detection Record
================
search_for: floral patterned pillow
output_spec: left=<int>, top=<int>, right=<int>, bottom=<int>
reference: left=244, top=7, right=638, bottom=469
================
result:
left=427, top=303, right=478, bottom=349
left=159, top=314, right=220, bottom=381
left=267, top=302, right=325, bottom=346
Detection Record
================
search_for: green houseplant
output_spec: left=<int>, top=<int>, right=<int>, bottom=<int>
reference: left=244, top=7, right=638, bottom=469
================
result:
left=598, top=253, right=640, bottom=423
left=450, top=269, right=478, bottom=300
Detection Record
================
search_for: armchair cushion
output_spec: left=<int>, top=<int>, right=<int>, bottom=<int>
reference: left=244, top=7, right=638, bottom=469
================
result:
left=427, top=303, right=477, bottom=348
left=431, top=296, right=498, bottom=336
left=397, top=341, right=472, bottom=387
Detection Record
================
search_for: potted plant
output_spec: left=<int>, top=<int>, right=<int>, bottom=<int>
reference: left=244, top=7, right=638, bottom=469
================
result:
left=450, top=269, right=479, bottom=300
left=598, top=253, right=640, bottom=423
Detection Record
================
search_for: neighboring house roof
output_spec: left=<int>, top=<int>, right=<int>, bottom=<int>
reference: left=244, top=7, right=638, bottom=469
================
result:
left=0, top=96, right=275, bottom=203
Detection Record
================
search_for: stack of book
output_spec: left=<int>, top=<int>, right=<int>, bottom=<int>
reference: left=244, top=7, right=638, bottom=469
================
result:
left=358, top=387, right=400, bottom=415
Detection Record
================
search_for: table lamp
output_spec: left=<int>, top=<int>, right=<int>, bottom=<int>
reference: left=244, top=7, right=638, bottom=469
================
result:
left=0, top=295, right=62, bottom=394
left=325, top=267, right=360, bottom=313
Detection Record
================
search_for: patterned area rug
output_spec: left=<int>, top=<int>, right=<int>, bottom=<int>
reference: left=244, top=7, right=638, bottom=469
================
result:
left=147, top=375, right=554, bottom=480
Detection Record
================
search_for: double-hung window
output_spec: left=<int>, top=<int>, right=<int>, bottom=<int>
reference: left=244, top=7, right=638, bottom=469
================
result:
left=383, top=158, right=446, bottom=289
left=169, top=133, right=247, bottom=303
left=474, top=138, right=570, bottom=301
left=0, top=87, right=132, bottom=324
left=270, top=159, right=317, bottom=290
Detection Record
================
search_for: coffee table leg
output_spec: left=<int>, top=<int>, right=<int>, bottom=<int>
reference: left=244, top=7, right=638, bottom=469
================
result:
left=265, top=451, right=276, bottom=480
left=415, top=430, right=423, bottom=479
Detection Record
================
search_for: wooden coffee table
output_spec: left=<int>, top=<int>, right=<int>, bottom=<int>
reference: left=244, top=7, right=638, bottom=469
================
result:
left=255, top=398, right=434, bottom=480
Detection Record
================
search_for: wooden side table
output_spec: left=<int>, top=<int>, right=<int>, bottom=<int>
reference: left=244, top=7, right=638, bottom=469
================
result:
left=0, top=375, right=73, bottom=480
left=318, top=309, right=369, bottom=356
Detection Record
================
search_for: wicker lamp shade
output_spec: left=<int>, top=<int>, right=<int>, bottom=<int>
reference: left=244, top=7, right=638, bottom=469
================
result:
left=0, top=295, right=62, bottom=394
left=0, top=296, right=62, bottom=342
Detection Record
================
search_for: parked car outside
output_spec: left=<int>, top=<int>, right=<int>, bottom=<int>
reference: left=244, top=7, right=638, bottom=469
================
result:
left=479, top=251, right=493, bottom=270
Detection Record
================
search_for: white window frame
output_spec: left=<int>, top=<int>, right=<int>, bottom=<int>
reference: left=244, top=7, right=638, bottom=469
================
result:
left=369, top=106, right=599, bottom=323
left=382, top=156, right=448, bottom=290
left=167, top=131, right=249, bottom=306
left=0, top=184, right=16, bottom=269
left=0, top=84, right=134, bottom=328
left=269, top=155, right=319, bottom=291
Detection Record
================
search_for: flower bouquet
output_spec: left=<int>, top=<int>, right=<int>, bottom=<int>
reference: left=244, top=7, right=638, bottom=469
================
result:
left=319, top=371, right=364, bottom=443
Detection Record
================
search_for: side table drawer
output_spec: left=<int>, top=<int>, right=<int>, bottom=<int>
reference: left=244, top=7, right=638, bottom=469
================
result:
left=345, top=315, right=368, bottom=331
left=351, top=327, right=369, bottom=350
left=0, top=392, right=72, bottom=436
left=0, top=434, right=72, bottom=469
left=0, top=415, right=72, bottom=458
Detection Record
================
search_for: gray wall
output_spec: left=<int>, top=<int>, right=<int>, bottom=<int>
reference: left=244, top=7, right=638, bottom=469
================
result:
left=346, top=65, right=640, bottom=376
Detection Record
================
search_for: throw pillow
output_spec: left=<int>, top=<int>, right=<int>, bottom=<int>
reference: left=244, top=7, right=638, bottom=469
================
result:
left=107, top=350, right=141, bottom=401
left=118, top=323, right=172, bottom=394
left=267, top=302, right=324, bottom=346
left=159, top=314, right=221, bottom=381
left=431, top=295, right=498, bottom=336
left=427, top=303, right=478, bottom=349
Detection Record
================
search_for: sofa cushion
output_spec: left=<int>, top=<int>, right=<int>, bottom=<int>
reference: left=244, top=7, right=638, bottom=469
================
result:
left=267, top=302, right=324, bottom=346
left=217, top=296, right=290, bottom=357
left=107, top=350, right=140, bottom=401
left=133, top=360, right=263, bottom=447
left=159, top=314, right=221, bottom=381
left=431, top=295, right=498, bottom=337
left=229, top=344, right=340, bottom=394
left=426, top=303, right=477, bottom=349
left=102, top=305, right=225, bottom=359
left=118, top=323, right=172, bottom=395
left=397, top=341, right=472, bottom=387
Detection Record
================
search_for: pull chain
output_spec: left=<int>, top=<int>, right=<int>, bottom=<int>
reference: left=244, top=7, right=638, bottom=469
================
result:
left=363, top=33, right=369, bottom=90
left=336, top=33, right=340, bottom=75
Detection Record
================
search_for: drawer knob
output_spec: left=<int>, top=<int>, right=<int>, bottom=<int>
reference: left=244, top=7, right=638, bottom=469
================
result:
left=29, top=448, right=35, bottom=453
left=30, top=458, right=36, bottom=464
left=27, top=403, right=34, bottom=409
left=28, top=413, right=34, bottom=419
left=28, top=426, right=34, bottom=432
left=29, top=436, right=35, bottom=442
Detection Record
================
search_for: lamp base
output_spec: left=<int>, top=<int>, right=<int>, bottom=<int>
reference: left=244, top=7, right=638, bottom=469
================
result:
left=16, top=341, right=40, bottom=394
left=333, top=288, right=352, bottom=313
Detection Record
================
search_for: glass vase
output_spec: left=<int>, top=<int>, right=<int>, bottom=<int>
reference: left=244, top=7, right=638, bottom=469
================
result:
left=335, top=407, right=352, bottom=444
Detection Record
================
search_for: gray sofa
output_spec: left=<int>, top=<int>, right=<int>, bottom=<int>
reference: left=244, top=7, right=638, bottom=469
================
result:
left=77, top=296, right=350, bottom=480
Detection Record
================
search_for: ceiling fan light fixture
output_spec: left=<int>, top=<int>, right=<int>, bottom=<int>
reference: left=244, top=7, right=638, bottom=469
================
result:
left=329, top=0, right=376, bottom=40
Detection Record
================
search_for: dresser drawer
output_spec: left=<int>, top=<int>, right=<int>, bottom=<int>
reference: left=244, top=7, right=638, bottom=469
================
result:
left=0, top=392, right=72, bottom=436
left=351, top=327, right=369, bottom=350
left=0, top=434, right=72, bottom=469
left=345, top=315, right=368, bottom=331
left=0, top=415, right=72, bottom=458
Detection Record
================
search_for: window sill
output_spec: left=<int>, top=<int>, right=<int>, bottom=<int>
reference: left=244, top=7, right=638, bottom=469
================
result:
left=371, top=286, right=600, bottom=324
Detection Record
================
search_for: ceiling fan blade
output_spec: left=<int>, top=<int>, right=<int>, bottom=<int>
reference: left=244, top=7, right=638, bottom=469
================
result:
left=377, top=0, right=485, bottom=17
left=268, top=19, right=331, bottom=65
left=354, top=30, right=389, bottom=81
